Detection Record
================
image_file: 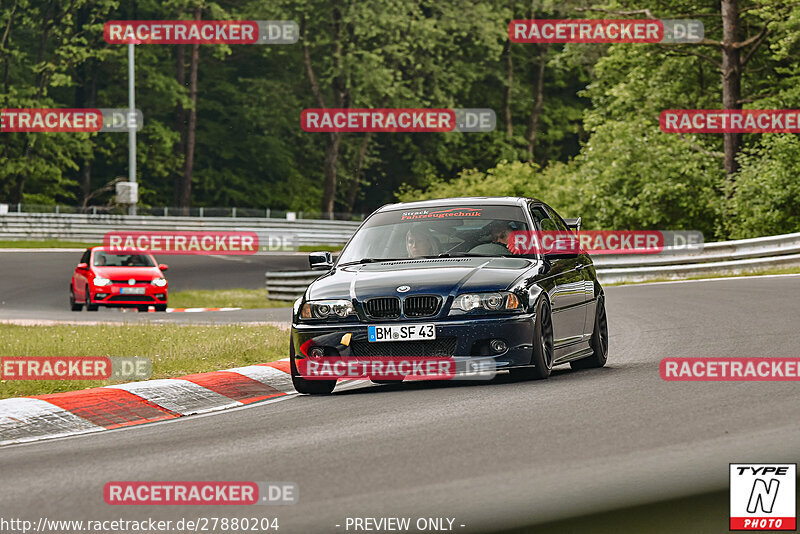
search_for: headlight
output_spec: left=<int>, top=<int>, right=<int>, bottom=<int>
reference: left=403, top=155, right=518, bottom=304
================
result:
left=450, top=292, right=521, bottom=314
left=93, top=277, right=111, bottom=286
left=300, top=299, right=355, bottom=320
left=151, top=278, right=167, bottom=287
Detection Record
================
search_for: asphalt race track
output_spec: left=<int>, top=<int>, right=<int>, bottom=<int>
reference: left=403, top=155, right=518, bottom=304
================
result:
left=2, top=274, right=800, bottom=533
left=0, top=250, right=305, bottom=323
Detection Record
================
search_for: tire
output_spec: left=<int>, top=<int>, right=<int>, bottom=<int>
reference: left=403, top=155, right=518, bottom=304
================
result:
left=69, top=284, right=83, bottom=311
left=571, top=294, right=608, bottom=370
left=137, top=305, right=149, bottom=312
left=155, top=304, right=167, bottom=312
left=509, top=297, right=554, bottom=380
left=86, top=286, right=99, bottom=311
left=290, top=343, right=336, bottom=394
left=69, top=286, right=83, bottom=311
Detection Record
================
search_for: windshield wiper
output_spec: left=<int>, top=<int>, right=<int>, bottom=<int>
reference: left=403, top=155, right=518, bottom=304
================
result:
left=338, top=257, right=408, bottom=267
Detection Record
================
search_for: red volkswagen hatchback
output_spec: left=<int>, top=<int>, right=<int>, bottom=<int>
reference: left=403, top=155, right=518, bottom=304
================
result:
left=69, top=247, right=169, bottom=312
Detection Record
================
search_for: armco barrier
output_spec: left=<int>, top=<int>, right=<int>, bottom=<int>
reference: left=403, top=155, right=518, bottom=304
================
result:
left=0, top=212, right=360, bottom=248
left=264, top=271, right=326, bottom=301
left=594, top=231, right=800, bottom=283
left=265, top=231, right=800, bottom=299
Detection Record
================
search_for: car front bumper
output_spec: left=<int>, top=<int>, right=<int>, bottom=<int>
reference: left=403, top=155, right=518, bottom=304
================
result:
left=290, top=313, right=536, bottom=370
left=90, top=285, right=168, bottom=306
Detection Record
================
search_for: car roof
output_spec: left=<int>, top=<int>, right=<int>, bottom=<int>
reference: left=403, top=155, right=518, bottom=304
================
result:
left=377, top=196, right=541, bottom=212
left=88, top=246, right=154, bottom=256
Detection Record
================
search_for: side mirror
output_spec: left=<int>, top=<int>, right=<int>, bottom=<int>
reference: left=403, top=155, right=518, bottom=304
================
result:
left=564, top=217, right=581, bottom=232
left=158, top=264, right=168, bottom=272
left=76, top=262, right=88, bottom=270
left=309, top=251, right=333, bottom=271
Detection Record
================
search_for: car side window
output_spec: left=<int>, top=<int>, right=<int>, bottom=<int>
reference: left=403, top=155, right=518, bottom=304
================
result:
left=80, top=250, right=90, bottom=264
left=543, top=206, right=570, bottom=232
left=529, top=205, right=558, bottom=231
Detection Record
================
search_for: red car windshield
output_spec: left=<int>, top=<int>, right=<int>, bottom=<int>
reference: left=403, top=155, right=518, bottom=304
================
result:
left=93, top=251, right=155, bottom=267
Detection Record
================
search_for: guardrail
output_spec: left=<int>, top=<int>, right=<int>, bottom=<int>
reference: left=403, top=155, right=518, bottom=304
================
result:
left=593, top=231, right=800, bottom=283
left=265, top=271, right=327, bottom=301
left=265, top=231, right=800, bottom=300
left=0, top=212, right=361, bottom=248
left=0, top=203, right=365, bottom=220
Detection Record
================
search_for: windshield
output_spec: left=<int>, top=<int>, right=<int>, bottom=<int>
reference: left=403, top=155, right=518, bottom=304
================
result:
left=93, top=251, right=155, bottom=267
left=337, top=205, right=530, bottom=264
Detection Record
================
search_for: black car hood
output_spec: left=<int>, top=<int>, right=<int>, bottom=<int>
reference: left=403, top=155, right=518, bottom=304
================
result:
left=307, top=257, right=539, bottom=301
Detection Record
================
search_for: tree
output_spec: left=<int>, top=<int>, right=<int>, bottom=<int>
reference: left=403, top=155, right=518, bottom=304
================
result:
left=578, top=0, right=792, bottom=178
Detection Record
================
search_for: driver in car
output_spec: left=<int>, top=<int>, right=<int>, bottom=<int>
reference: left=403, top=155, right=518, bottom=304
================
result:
left=469, top=220, right=513, bottom=255
left=406, top=227, right=439, bottom=257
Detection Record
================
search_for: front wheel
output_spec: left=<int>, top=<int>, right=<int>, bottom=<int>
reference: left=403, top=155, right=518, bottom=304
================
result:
left=571, top=294, right=608, bottom=370
left=85, top=286, right=99, bottom=311
left=509, top=297, right=554, bottom=381
left=290, top=343, right=336, bottom=394
left=70, top=286, right=83, bottom=311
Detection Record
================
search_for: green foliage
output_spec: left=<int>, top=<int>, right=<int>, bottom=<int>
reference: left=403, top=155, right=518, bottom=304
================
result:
left=570, top=119, right=722, bottom=235
left=397, top=160, right=584, bottom=219
left=2, top=0, right=800, bottom=240
left=724, top=134, right=800, bottom=239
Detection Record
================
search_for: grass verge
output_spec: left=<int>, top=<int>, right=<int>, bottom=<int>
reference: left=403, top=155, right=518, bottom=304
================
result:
left=0, top=323, right=288, bottom=399
left=497, top=488, right=728, bottom=534
left=168, top=288, right=291, bottom=308
left=0, top=240, right=343, bottom=253
left=297, top=245, right=342, bottom=253
left=0, top=240, right=98, bottom=249
left=606, top=265, right=800, bottom=286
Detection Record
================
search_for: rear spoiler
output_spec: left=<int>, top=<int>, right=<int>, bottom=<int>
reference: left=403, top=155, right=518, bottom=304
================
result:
left=564, top=217, right=581, bottom=231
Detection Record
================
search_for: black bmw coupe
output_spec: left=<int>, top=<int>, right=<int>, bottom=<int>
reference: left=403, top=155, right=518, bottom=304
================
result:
left=290, top=197, right=608, bottom=394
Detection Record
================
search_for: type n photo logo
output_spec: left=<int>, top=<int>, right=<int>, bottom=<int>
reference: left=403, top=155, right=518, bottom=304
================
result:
left=730, top=464, right=796, bottom=530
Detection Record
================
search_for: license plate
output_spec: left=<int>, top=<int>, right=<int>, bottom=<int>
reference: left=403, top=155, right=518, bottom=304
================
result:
left=120, top=287, right=146, bottom=295
left=368, top=324, right=436, bottom=342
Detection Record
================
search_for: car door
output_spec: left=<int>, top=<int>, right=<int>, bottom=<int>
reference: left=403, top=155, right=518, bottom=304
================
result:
left=74, top=249, right=91, bottom=300
left=544, top=205, right=594, bottom=339
left=529, top=204, right=586, bottom=347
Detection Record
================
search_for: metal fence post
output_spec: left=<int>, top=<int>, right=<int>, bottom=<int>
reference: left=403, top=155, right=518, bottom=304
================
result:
left=232, top=207, right=237, bottom=218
